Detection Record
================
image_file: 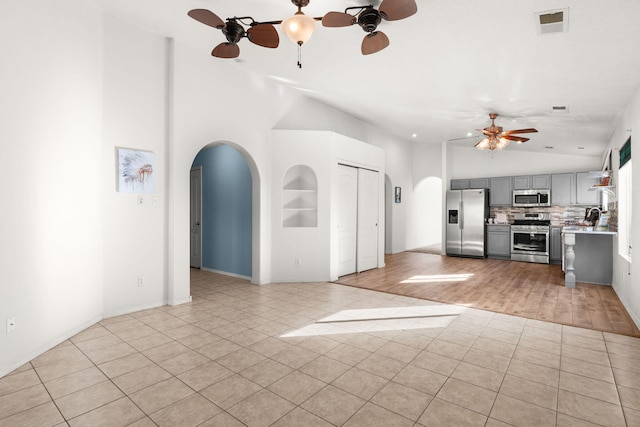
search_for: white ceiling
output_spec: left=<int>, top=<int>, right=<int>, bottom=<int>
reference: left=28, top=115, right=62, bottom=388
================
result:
left=95, top=0, right=640, bottom=156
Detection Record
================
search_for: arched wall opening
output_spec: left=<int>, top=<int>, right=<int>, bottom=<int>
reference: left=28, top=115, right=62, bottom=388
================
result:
left=189, top=141, right=261, bottom=284
left=413, top=176, right=443, bottom=250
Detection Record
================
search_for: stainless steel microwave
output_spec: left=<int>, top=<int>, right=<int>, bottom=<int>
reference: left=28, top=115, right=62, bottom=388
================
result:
left=512, top=189, right=551, bottom=207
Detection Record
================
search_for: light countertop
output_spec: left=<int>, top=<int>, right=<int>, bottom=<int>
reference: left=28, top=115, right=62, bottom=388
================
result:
left=562, top=227, right=616, bottom=235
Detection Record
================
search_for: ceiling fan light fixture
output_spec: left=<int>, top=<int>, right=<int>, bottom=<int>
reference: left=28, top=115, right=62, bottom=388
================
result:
left=282, top=10, right=316, bottom=45
left=497, top=137, right=510, bottom=150
left=475, top=138, right=491, bottom=150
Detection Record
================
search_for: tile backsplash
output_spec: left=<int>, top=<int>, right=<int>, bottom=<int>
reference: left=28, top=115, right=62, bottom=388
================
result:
left=490, top=205, right=614, bottom=228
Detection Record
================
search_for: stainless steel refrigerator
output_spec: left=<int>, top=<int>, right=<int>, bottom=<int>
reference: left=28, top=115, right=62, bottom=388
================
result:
left=446, top=189, right=489, bottom=257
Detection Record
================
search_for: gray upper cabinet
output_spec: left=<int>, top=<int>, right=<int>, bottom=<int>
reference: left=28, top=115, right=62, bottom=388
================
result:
left=490, top=176, right=512, bottom=206
left=551, top=173, right=575, bottom=205
left=469, top=178, right=490, bottom=189
left=451, top=179, right=469, bottom=190
left=513, top=174, right=550, bottom=190
left=532, top=174, right=550, bottom=189
left=512, top=176, right=530, bottom=190
left=576, top=172, right=601, bottom=205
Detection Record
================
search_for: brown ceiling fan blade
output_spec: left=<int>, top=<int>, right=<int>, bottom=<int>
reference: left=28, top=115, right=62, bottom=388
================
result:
left=502, top=128, right=538, bottom=135
left=322, top=11, right=356, bottom=27
left=379, top=0, right=418, bottom=21
left=188, top=9, right=225, bottom=29
left=502, top=135, right=529, bottom=143
left=247, top=24, right=279, bottom=48
left=361, top=31, right=390, bottom=55
left=212, top=43, right=240, bottom=59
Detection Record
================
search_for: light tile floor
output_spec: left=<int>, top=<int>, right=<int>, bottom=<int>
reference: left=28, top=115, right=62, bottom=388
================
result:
left=2, top=269, right=640, bottom=426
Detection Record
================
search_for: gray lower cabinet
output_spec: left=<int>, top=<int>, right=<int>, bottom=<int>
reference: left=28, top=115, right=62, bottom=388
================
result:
left=490, top=177, right=512, bottom=206
left=551, top=173, right=575, bottom=205
left=487, top=225, right=511, bottom=259
left=550, top=226, right=562, bottom=264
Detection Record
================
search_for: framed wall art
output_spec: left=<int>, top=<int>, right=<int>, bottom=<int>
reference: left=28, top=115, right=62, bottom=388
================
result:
left=116, top=147, right=156, bottom=193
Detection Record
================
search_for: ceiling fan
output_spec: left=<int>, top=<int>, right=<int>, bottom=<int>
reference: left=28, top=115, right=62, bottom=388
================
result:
left=322, top=0, right=418, bottom=55
left=187, top=9, right=280, bottom=59
left=475, top=113, right=539, bottom=151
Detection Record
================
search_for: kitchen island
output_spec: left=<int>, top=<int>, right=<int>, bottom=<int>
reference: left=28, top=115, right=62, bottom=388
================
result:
left=563, top=228, right=616, bottom=288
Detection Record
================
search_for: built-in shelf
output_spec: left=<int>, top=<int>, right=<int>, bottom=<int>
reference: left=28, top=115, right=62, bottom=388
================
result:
left=283, top=165, right=317, bottom=228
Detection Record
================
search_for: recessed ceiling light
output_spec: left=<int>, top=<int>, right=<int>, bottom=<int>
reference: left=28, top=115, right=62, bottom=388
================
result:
left=412, top=133, right=417, bottom=138
left=466, top=132, right=473, bottom=137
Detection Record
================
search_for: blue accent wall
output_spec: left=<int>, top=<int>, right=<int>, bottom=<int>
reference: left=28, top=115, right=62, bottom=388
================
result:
left=192, top=145, right=252, bottom=277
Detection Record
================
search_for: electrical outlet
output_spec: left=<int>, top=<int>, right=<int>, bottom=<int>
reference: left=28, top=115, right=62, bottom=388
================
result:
left=137, top=196, right=145, bottom=205
left=6, top=316, right=16, bottom=334
left=137, top=276, right=145, bottom=287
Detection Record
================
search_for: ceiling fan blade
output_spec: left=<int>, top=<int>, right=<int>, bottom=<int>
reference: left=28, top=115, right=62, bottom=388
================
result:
left=502, top=128, right=538, bottom=135
left=188, top=9, right=225, bottom=29
left=477, top=128, right=493, bottom=136
left=379, top=0, right=418, bottom=21
left=247, top=24, right=279, bottom=48
left=322, top=11, right=356, bottom=27
left=502, top=135, right=529, bottom=143
left=361, top=31, right=389, bottom=55
left=212, top=43, right=240, bottom=59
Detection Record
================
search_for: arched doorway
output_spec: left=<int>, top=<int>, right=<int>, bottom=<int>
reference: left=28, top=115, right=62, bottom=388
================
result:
left=190, top=143, right=257, bottom=282
left=413, top=176, right=443, bottom=252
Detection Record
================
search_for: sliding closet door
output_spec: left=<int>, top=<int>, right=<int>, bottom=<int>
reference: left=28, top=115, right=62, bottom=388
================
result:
left=357, top=168, right=379, bottom=273
left=337, top=165, right=358, bottom=276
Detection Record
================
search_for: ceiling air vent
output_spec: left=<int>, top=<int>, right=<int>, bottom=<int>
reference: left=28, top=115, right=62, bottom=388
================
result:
left=551, top=105, right=569, bottom=113
left=536, top=8, right=568, bottom=35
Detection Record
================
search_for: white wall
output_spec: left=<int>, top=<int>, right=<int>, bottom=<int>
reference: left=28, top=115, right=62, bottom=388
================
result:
left=270, top=131, right=333, bottom=282
left=102, top=13, right=168, bottom=316
left=446, top=145, right=601, bottom=179
left=0, top=1, right=104, bottom=375
left=607, top=85, right=640, bottom=327
left=270, top=130, right=385, bottom=282
left=413, top=177, right=443, bottom=248
left=369, top=131, right=414, bottom=254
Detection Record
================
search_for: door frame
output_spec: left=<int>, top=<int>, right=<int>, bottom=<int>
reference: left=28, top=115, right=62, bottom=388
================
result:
left=190, top=166, right=202, bottom=269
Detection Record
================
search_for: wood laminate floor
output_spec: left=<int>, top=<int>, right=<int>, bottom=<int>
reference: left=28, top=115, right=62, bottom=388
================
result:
left=335, top=252, right=640, bottom=337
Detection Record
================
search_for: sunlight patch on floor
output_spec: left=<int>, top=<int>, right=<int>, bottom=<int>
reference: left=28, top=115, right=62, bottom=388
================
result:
left=279, top=305, right=467, bottom=338
left=400, top=273, right=474, bottom=284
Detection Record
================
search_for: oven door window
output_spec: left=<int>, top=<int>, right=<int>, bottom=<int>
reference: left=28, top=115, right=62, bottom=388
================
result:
left=512, top=231, right=548, bottom=252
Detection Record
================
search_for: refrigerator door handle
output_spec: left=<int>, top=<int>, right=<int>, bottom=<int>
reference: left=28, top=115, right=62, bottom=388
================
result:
left=459, top=201, right=464, bottom=229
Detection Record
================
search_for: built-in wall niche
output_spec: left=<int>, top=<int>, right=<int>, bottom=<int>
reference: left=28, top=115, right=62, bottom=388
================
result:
left=283, top=165, right=318, bottom=227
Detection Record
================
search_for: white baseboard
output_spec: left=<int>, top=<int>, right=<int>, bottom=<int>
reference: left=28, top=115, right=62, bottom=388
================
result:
left=200, top=267, right=251, bottom=281
left=0, top=315, right=102, bottom=379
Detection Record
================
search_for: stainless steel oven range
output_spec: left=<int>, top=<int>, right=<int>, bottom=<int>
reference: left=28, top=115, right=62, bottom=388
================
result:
left=511, top=212, right=551, bottom=264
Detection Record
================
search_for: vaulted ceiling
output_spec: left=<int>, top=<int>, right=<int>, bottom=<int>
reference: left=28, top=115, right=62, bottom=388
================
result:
left=95, top=0, right=640, bottom=156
